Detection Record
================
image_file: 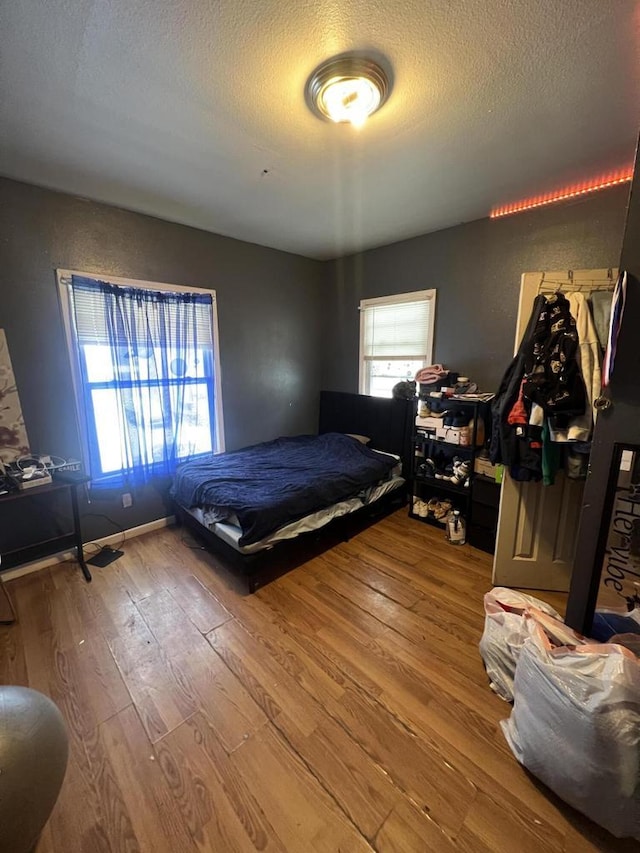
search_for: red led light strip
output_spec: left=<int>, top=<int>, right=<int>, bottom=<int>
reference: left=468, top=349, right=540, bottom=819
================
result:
left=490, top=169, right=634, bottom=218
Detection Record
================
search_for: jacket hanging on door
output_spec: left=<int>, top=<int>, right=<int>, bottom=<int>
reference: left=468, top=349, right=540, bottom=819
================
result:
left=521, top=293, right=586, bottom=419
left=490, top=295, right=547, bottom=481
left=490, top=294, right=587, bottom=482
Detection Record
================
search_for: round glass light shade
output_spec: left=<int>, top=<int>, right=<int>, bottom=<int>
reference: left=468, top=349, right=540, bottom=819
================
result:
left=306, top=55, right=390, bottom=126
left=319, top=76, right=381, bottom=126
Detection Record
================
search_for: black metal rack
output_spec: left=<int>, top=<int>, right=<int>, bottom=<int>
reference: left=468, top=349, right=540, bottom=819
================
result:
left=408, top=398, right=481, bottom=529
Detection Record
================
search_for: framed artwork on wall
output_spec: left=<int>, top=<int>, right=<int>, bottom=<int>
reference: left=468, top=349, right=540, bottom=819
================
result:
left=0, top=329, right=30, bottom=464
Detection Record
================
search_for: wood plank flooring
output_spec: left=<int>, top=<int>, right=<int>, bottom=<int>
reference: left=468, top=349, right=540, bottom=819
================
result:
left=0, top=509, right=637, bottom=852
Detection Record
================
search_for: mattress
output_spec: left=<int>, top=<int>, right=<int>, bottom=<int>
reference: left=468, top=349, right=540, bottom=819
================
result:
left=185, top=473, right=405, bottom=555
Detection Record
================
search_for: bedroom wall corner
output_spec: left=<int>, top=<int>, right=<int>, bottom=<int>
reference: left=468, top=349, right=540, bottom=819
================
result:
left=321, top=185, right=629, bottom=395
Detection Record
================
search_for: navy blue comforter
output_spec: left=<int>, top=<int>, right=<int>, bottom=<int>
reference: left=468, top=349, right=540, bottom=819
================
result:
left=171, top=433, right=397, bottom=545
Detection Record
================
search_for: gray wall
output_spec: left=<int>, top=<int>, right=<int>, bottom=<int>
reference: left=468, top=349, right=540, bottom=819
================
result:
left=0, top=177, right=324, bottom=538
left=322, top=185, right=630, bottom=394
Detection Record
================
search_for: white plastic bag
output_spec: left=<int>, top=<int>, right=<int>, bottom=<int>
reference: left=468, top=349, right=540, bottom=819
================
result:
left=502, top=626, right=640, bottom=840
left=479, top=587, right=561, bottom=701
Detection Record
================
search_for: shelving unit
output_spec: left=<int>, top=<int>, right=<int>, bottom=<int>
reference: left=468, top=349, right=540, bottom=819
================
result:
left=408, top=397, right=501, bottom=551
left=409, top=399, right=481, bottom=528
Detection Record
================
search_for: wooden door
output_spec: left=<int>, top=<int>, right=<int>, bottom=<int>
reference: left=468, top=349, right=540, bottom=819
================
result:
left=492, top=268, right=616, bottom=591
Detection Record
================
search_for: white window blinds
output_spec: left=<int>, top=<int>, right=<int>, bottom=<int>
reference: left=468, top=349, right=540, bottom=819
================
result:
left=361, top=292, right=434, bottom=359
left=69, top=283, right=214, bottom=347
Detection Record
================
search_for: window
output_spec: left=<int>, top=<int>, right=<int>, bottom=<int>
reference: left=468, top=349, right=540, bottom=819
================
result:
left=58, top=270, right=224, bottom=486
left=359, top=290, right=436, bottom=397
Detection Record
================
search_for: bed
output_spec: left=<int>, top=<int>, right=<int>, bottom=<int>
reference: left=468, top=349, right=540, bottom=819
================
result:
left=172, top=391, right=414, bottom=591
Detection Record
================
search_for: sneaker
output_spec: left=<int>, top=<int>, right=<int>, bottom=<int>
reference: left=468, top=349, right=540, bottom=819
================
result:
left=413, top=498, right=429, bottom=518
left=443, top=410, right=470, bottom=427
left=413, top=498, right=428, bottom=517
left=418, top=458, right=436, bottom=478
left=426, top=498, right=440, bottom=516
left=450, top=459, right=471, bottom=485
left=433, top=499, right=452, bottom=522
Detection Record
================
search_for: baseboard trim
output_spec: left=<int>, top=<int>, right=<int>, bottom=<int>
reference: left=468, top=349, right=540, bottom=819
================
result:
left=1, top=515, right=175, bottom=582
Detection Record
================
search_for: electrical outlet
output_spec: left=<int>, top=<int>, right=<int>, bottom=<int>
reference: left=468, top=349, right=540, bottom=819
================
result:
left=122, top=492, right=133, bottom=508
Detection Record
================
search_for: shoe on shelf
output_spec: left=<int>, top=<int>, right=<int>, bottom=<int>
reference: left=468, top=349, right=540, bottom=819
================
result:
left=426, top=498, right=440, bottom=516
left=413, top=498, right=429, bottom=518
left=450, top=458, right=471, bottom=485
left=443, top=411, right=470, bottom=427
left=418, top=458, right=437, bottom=479
left=433, top=499, right=452, bottom=522
left=460, top=459, right=472, bottom=475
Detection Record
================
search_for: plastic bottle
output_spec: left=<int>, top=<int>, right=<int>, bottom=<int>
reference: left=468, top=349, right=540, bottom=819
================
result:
left=446, top=510, right=466, bottom=545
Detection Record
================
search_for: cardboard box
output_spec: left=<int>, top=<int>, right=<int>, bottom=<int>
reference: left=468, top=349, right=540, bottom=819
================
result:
left=435, top=426, right=470, bottom=446
left=474, top=456, right=497, bottom=478
left=415, top=415, right=444, bottom=429
left=416, top=427, right=436, bottom=439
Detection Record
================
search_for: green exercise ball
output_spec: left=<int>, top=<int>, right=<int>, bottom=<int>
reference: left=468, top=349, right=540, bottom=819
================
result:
left=0, top=687, right=68, bottom=853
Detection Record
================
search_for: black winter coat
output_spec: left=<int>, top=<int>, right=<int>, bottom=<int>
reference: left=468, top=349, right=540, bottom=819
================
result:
left=490, top=294, right=547, bottom=477
left=522, top=293, right=586, bottom=419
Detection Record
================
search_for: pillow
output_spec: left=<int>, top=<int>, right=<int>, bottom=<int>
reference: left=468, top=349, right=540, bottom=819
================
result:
left=345, top=433, right=371, bottom=445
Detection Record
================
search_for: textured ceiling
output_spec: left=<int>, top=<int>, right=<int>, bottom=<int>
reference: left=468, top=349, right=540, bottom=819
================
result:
left=1, top=0, right=639, bottom=259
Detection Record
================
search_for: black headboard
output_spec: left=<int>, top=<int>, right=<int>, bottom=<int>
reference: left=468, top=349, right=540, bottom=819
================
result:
left=318, top=391, right=414, bottom=475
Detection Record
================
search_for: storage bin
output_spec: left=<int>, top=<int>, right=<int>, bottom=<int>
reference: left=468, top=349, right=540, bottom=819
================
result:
left=474, top=455, right=499, bottom=479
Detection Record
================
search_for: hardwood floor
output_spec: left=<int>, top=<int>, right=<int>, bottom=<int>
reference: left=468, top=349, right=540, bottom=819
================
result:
left=0, top=509, right=637, bottom=852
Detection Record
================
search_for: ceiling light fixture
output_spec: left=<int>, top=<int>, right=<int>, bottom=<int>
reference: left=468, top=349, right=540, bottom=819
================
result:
left=490, top=168, right=634, bottom=218
left=306, top=53, right=391, bottom=128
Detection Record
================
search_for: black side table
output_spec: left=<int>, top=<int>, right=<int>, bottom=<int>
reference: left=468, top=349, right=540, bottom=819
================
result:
left=0, top=472, right=91, bottom=624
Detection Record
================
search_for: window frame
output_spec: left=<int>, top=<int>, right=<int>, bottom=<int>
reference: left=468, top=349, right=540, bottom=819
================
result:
left=57, top=269, right=225, bottom=482
left=358, top=289, right=437, bottom=396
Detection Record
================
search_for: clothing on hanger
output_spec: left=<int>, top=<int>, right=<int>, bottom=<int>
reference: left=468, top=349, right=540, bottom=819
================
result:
left=589, top=290, right=612, bottom=351
left=490, top=294, right=547, bottom=480
left=491, top=292, right=588, bottom=482
left=602, top=271, right=628, bottom=387
left=521, top=292, right=586, bottom=420
left=549, top=292, right=602, bottom=442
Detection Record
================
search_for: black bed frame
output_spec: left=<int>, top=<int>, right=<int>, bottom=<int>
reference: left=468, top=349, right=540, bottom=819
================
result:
left=174, top=391, right=414, bottom=592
